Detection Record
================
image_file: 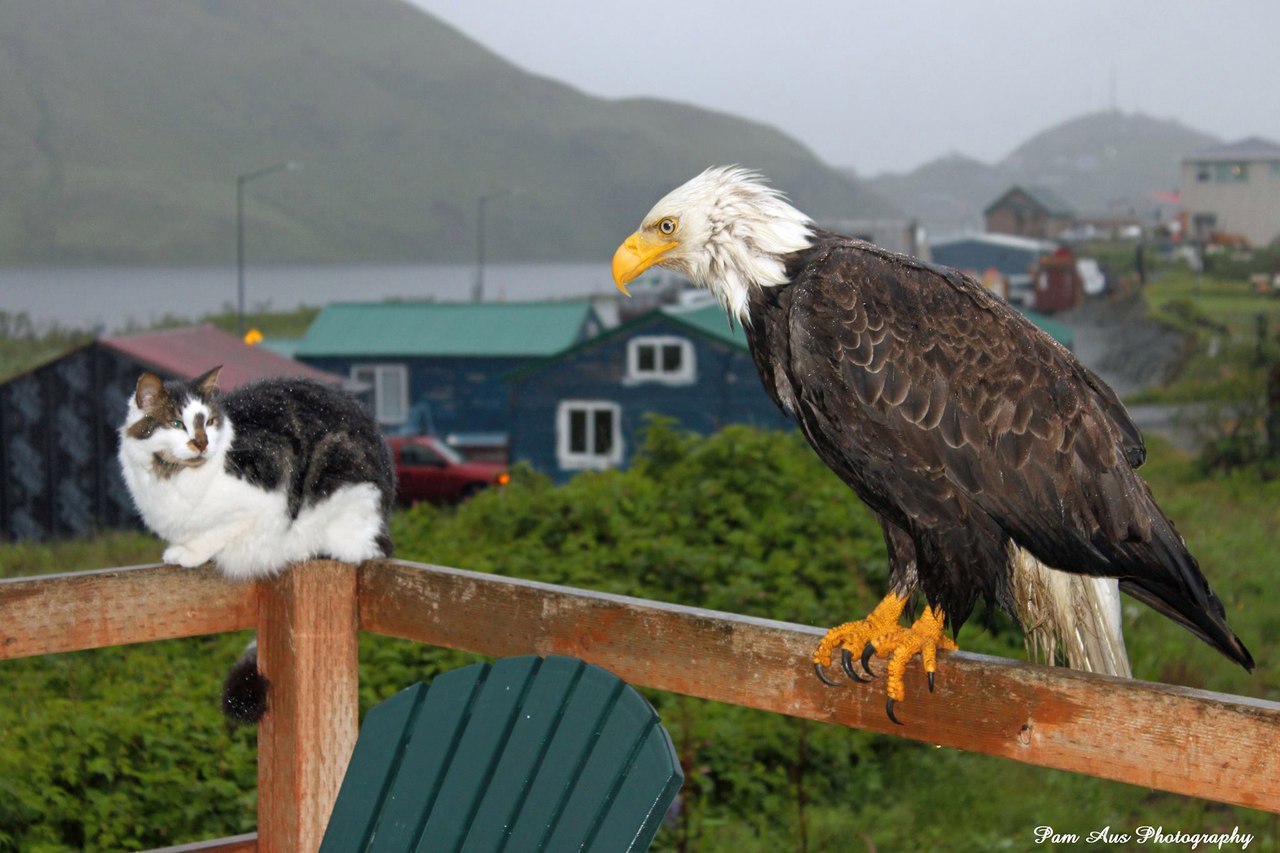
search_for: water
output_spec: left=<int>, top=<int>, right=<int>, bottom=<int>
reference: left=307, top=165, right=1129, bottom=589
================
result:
left=0, top=262, right=618, bottom=333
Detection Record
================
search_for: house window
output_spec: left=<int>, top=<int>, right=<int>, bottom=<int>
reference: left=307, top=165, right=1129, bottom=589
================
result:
left=1212, top=162, right=1248, bottom=182
left=1191, top=213, right=1218, bottom=239
left=556, top=400, right=622, bottom=470
left=351, top=364, right=408, bottom=425
left=625, top=336, right=695, bottom=385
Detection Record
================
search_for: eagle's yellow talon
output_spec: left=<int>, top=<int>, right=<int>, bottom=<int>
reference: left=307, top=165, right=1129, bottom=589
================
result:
left=814, top=600, right=957, bottom=722
left=811, top=593, right=908, bottom=671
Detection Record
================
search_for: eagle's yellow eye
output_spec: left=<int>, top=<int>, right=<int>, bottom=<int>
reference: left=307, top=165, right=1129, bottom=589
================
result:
left=658, top=217, right=677, bottom=236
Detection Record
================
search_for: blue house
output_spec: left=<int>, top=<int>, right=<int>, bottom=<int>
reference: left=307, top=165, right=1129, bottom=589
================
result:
left=294, top=300, right=604, bottom=439
left=930, top=234, right=1057, bottom=292
left=508, top=301, right=790, bottom=480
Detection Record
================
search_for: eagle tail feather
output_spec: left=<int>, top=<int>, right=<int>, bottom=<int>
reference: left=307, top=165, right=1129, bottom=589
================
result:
left=1009, top=545, right=1132, bottom=678
left=1118, top=578, right=1254, bottom=671
left=1116, top=519, right=1254, bottom=672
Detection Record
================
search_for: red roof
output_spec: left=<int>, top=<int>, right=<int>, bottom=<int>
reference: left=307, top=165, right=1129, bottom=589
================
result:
left=104, top=324, right=342, bottom=391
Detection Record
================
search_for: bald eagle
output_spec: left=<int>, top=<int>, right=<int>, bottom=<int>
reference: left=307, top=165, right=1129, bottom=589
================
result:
left=612, top=167, right=1252, bottom=722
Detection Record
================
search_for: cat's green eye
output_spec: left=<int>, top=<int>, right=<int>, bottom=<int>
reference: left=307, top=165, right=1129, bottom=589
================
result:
left=171, top=419, right=184, bottom=429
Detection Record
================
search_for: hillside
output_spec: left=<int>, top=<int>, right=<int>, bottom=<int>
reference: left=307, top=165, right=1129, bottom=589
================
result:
left=867, top=111, right=1220, bottom=235
left=0, top=0, right=894, bottom=266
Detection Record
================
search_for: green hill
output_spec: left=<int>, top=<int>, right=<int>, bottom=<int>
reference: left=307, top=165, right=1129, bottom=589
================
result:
left=0, top=0, right=894, bottom=266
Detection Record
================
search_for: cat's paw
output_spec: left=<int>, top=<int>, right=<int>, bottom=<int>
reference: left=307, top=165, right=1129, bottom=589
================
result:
left=163, top=543, right=213, bottom=568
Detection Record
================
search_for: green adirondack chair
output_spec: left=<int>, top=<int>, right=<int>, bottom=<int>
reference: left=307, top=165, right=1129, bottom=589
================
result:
left=320, top=655, right=684, bottom=852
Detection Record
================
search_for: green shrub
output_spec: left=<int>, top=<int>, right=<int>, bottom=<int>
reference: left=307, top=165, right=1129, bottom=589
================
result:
left=2, top=421, right=1276, bottom=849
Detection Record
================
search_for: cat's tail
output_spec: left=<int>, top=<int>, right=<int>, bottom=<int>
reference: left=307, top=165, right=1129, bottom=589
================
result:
left=222, top=639, right=271, bottom=724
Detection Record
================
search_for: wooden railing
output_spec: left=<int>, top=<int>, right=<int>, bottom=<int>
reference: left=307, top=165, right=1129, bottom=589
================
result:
left=2, top=559, right=1279, bottom=851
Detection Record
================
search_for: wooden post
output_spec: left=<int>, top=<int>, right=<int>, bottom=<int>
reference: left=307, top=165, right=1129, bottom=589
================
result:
left=256, top=561, right=359, bottom=853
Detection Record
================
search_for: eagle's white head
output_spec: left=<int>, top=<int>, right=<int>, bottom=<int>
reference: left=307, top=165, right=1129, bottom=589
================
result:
left=612, top=167, right=813, bottom=323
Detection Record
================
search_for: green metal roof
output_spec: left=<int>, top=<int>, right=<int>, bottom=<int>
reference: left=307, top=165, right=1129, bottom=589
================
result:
left=258, top=337, right=302, bottom=359
left=295, top=300, right=597, bottom=358
left=661, top=302, right=749, bottom=350
left=1020, top=309, right=1074, bottom=348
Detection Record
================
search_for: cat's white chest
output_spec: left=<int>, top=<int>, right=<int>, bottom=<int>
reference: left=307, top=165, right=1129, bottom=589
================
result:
left=119, top=448, right=286, bottom=545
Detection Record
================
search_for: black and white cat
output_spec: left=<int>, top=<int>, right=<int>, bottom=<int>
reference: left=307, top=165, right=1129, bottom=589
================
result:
left=118, top=367, right=395, bottom=722
left=118, top=367, right=394, bottom=579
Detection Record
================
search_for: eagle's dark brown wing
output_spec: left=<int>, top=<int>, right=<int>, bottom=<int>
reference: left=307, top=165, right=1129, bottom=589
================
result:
left=748, top=236, right=1251, bottom=668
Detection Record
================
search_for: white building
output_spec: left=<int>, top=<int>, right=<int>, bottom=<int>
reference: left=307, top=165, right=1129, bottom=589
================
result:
left=1181, top=137, right=1280, bottom=247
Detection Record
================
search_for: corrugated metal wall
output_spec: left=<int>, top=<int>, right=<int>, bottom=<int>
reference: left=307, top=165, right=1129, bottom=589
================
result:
left=0, top=344, right=141, bottom=541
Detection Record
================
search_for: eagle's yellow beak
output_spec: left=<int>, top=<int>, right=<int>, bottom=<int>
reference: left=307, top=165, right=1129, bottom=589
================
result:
left=612, top=231, right=677, bottom=296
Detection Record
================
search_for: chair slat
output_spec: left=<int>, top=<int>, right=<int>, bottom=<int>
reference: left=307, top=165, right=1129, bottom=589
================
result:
left=319, top=655, right=683, bottom=852
left=319, top=683, right=428, bottom=853
left=458, top=656, right=589, bottom=851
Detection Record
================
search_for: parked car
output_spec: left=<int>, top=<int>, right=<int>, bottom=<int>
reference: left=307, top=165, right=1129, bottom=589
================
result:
left=388, top=435, right=510, bottom=505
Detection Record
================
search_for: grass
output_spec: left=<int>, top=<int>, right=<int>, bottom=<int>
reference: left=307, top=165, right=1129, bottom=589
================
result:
left=0, top=529, right=160, bottom=578
left=1126, top=269, right=1279, bottom=407
left=1144, top=269, right=1280, bottom=339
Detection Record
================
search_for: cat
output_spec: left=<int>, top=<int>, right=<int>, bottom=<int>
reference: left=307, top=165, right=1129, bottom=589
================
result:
left=118, top=366, right=396, bottom=721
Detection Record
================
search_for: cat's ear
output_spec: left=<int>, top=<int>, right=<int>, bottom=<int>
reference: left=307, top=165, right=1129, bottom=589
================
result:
left=194, top=366, right=223, bottom=398
left=135, top=373, right=165, bottom=413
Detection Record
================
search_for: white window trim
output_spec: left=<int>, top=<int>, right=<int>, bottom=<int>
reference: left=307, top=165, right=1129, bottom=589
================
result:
left=556, top=400, right=623, bottom=470
left=351, top=363, right=408, bottom=426
left=624, top=335, right=696, bottom=385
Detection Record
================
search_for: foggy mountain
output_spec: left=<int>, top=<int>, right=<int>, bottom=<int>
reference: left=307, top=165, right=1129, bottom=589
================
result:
left=864, top=111, right=1221, bottom=236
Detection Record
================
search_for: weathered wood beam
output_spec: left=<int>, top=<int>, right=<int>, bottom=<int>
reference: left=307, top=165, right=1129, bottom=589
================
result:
left=256, top=561, right=359, bottom=853
left=0, top=564, right=255, bottom=659
left=360, top=559, right=1280, bottom=814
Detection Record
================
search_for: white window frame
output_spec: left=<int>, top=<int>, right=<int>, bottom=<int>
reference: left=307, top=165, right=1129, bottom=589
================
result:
left=556, top=400, right=623, bottom=470
left=624, top=335, right=696, bottom=385
left=350, top=363, right=409, bottom=425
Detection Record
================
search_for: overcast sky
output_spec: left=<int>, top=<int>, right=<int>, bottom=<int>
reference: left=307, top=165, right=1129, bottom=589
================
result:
left=408, top=1, right=1280, bottom=177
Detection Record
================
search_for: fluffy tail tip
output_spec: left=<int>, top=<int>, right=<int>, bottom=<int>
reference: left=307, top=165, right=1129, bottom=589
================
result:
left=222, top=642, right=270, bottom=724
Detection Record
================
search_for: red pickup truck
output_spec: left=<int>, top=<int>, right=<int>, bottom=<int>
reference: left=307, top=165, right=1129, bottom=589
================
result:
left=387, top=436, right=510, bottom=505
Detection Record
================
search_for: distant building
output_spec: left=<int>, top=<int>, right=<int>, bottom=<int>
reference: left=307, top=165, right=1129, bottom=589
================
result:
left=508, top=302, right=789, bottom=480
left=293, top=300, right=605, bottom=439
left=984, top=186, right=1077, bottom=239
left=0, top=325, right=341, bottom=542
left=930, top=233, right=1059, bottom=303
left=1032, top=247, right=1085, bottom=314
left=1181, top=137, right=1280, bottom=247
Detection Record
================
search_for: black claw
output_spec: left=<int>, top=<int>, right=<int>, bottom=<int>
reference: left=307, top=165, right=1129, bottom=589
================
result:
left=886, top=697, right=905, bottom=726
left=860, top=642, right=877, bottom=676
left=927, top=671, right=935, bottom=693
left=814, top=661, right=843, bottom=687
left=841, top=648, right=870, bottom=682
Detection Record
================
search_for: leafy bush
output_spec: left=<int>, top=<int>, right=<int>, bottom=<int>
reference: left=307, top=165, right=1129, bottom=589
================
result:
left=0, top=635, right=259, bottom=851
left=2, top=421, right=1277, bottom=849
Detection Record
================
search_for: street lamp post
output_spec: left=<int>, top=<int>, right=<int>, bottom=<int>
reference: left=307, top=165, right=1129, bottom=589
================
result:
left=473, top=189, right=516, bottom=303
left=237, top=161, right=301, bottom=336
